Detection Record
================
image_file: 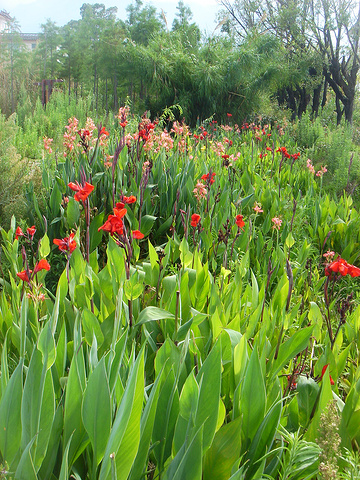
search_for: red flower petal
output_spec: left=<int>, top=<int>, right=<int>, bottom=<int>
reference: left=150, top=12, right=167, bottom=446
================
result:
left=132, top=230, right=144, bottom=239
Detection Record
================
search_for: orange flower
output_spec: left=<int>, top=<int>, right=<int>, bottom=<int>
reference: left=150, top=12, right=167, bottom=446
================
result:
left=15, top=226, right=24, bottom=240
left=17, top=270, right=32, bottom=282
left=235, top=214, right=245, bottom=229
left=99, top=126, right=109, bottom=136
left=132, top=230, right=144, bottom=239
left=201, top=173, right=216, bottom=185
left=34, top=259, right=51, bottom=274
left=27, top=225, right=36, bottom=238
left=123, top=195, right=136, bottom=204
left=68, top=181, right=94, bottom=202
left=191, top=214, right=201, bottom=227
left=325, top=257, right=360, bottom=277
left=53, top=233, right=77, bottom=254
left=98, top=216, right=124, bottom=235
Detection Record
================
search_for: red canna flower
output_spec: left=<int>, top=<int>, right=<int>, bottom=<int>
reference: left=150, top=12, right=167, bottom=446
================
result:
left=68, top=181, right=94, bottom=202
left=34, top=259, right=51, bottom=274
left=227, top=113, right=232, bottom=117
left=17, top=270, right=32, bottom=282
left=113, top=207, right=127, bottom=219
left=325, top=257, right=360, bottom=277
left=99, top=126, right=109, bottom=136
left=222, top=154, right=230, bottom=160
left=191, top=214, right=201, bottom=227
left=119, top=121, right=128, bottom=128
left=27, top=225, right=36, bottom=238
left=123, top=195, right=136, bottom=204
left=98, top=215, right=124, bottom=236
left=15, top=226, right=24, bottom=240
left=132, top=230, right=144, bottom=239
left=116, top=202, right=125, bottom=209
left=53, top=232, right=77, bottom=254
left=320, top=364, right=335, bottom=385
left=235, top=214, right=245, bottom=229
left=201, top=172, right=216, bottom=185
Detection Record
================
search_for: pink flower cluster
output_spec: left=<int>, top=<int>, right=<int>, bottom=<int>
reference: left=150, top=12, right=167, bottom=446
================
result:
left=63, top=117, right=79, bottom=156
left=43, top=136, right=53, bottom=154
left=272, top=217, right=282, bottom=230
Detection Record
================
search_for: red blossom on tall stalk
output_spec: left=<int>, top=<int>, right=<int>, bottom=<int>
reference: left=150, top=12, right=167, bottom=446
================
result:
left=15, top=226, right=24, bottom=240
left=132, top=230, right=144, bottom=239
left=53, top=233, right=77, bottom=254
left=235, top=214, right=245, bottom=229
left=123, top=195, right=136, bottom=204
left=201, top=172, right=216, bottom=185
left=68, top=181, right=94, bottom=202
left=17, top=259, right=50, bottom=282
left=325, top=257, right=360, bottom=278
left=191, top=214, right=201, bottom=227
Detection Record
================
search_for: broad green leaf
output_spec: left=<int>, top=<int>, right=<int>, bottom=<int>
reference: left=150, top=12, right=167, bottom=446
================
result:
left=0, top=360, right=23, bottom=466
left=173, top=371, right=199, bottom=455
left=39, top=233, right=50, bottom=258
left=15, top=437, right=37, bottom=480
left=82, top=358, right=111, bottom=467
left=203, top=417, right=242, bottom=480
left=195, top=341, right=221, bottom=451
left=129, top=368, right=164, bottom=480
left=63, top=341, right=87, bottom=466
left=38, top=323, right=56, bottom=370
left=270, top=326, right=313, bottom=378
left=136, top=306, right=175, bottom=326
left=58, top=432, right=74, bottom=480
left=239, top=347, right=266, bottom=449
left=163, top=425, right=203, bottom=480
left=99, top=348, right=145, bottom=480
left=296, top=376, right=320, bottom=428
left=245, top=398, right=282, bottom=478
left=21, top=347, right=55, bottom=471
left=82, top=308, right=104, bottom=347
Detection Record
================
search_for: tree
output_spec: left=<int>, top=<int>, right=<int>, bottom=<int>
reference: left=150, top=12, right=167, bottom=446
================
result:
left=172, top=1, right=201, bottom=48
left=309, top=0, right=360, bottom=124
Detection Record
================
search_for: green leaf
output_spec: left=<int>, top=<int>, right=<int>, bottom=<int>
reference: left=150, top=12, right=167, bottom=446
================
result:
left=66, top=196, right=80, bottom=229
left=21, top=347, right=55, bottom=471
left=270, top=326, right=313, bottom=379
left=99, top=348, right=145, bottom=480
left=195, top=341, right=221, bottom=451
left=141, top=215, right=157, bottom=236
left=15, top=437, right=37, bottom=480
left=245, top=398, right=282, bottom=478
left=39, top=233, right=50, bottom=258
left=63, top=338, right=87, bottom=467
left=0, top=360, right=23, bottom=466
left=203, top=417, right=242, bottom=480
left=129, top=368, right=164, bottom=480
left=90, top=212, right=105, bottom=253
left=239, top=347, right=266, bottom=449
left=136, top=306, right=175, bottom=326
left=82, top=358, right=111, bottom=467
left=38, top=323, right=56, bottom=370
left=58, top=432, right=74, bottom=480
left=163, top=425, right=203, bottom=480
left=82, top=308, right=104, bottom=347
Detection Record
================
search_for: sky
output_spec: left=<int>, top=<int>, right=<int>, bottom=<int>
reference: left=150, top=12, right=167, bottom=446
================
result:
left=1, top=0, right=222, bottom=35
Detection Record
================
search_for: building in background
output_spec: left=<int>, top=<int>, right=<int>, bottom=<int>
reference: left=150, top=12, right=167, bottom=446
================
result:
left=0, top=9, right=39, bottom=50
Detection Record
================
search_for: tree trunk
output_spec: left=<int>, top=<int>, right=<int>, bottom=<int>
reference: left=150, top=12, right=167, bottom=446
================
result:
left=312, top=81, right=322, bottom=118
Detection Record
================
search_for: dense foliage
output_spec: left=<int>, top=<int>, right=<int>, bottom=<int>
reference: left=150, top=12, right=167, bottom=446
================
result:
left=1, top=107, right=360, bottom=478
left=2, top=0, right=360, bottom=126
